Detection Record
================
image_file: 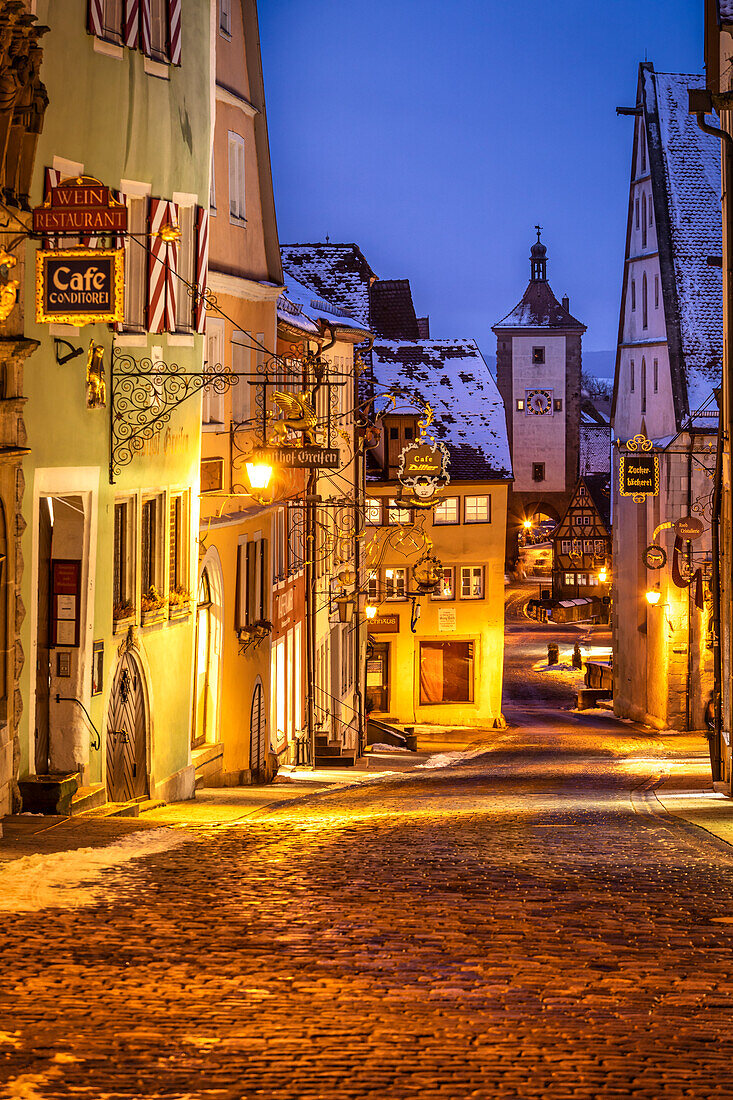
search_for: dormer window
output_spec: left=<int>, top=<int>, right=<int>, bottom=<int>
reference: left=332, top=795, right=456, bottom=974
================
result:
left=532, top=347, right=545, bottom=365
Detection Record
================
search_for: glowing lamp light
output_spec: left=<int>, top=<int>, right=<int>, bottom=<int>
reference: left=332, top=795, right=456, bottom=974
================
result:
left=385, top=568, right=394, bottom=579
left=365, top=604, right=378, bottom=620
left=646, top=586, right=661, bottom=606
left=522, top=519, right=533, bottom=530
left=598, top=568, right=608, bottom=583
left=245, top=456, right=273, bottom=491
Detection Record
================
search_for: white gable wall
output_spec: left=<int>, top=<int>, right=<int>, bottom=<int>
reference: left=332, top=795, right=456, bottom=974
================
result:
left=511, top=334, right=567, bottom=492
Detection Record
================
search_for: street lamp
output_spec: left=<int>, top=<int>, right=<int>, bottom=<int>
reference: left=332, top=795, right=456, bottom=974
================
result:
left=598, top=567, right=608, bottom=583
left=646, top=585, right=661, bottom=606
left=522, top=518, right=533, bottom=530
left=365, top=604, right=377, bottom=620
left=245, top=454, right=273, bottom=491
left=334, top=595, right=355, bottom=623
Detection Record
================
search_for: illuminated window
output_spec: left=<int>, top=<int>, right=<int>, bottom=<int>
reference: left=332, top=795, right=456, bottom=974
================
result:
left=388, top=499, right=411, bottom=525
left=431, top=567, right=455, bottom=601
left=385, top=568, right=406, bottom=600
left=532, top=347, right=545, bottom=365
left=464, top=496, right=490, bottom=523
left=564, top=573, right=574, bottom=585
left=516, top=399, right=525, bottom=411
left=433, top=497, right=459, bottom=525
left=583, top=539, right=593, bottom=553
left=460, top=566, right=484, bottom=599
left=365, top=498, right=382, bottom=525
left=367, top=570, right=379, bottom=600
left=594, top=540, right=605, bottom=554
left=419, top=641, right=474, bottom=705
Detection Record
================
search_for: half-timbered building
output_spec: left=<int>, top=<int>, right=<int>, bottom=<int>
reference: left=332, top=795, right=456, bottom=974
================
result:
left=552, top=476, right=611, bottom=617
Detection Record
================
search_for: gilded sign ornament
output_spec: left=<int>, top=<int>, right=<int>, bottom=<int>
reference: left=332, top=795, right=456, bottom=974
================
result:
left=0, top=247, right=18, bottom=321
left=619, top=434, right=658, bottom=503
left=36, top=247, right=124, bottom=326
left=268, top=390, right=319, bottom=445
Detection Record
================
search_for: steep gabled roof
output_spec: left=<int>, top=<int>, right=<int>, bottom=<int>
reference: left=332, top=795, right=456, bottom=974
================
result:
left=278, top=272, right=370, bottom=338
left=371, top=340, right=512, bottom=480
left=281, top=244, right=375, bottom=330
left=493, top=279, right=585, bottom=331
left=555, top=476, right=611, bottom=535
left=630, top=65, right=723, bottom=423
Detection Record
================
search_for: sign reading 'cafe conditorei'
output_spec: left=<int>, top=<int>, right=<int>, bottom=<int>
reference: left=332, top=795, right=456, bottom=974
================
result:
left=33, top=177, right=126, bottom=326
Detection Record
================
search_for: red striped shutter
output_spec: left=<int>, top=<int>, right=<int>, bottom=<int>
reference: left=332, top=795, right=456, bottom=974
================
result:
left=42, top=167, right=62, bottom=249
left=124, top=0, right=140, bottom=48
left=87, top=0, right=104, bottom=37
left=194, top=206, right=209, bottom=333
left=111, top=189, right=126, bottom=251
left=140, top=0, right=152, bottom=56
left=168, top=0, right=182, bottom=65
left=164, top=200, right=179, bottom=332
left=147, top=198, right=178, bottom=333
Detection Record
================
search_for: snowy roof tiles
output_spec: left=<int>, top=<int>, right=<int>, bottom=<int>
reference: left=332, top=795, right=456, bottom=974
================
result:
left=717, top=1, right=733, bottom=24
left=493, top=278, right=585, bottom=331
left=371, top=340, right=512, bottom=480
left=644, top=67, right=723, bottom=416
left=369, top=279, right=419, bottom=339
left=280, top=244, right=375, bottom=330
left=278, top=271, right=368, bottom=337
left=579, top=424, right=612, bottom=476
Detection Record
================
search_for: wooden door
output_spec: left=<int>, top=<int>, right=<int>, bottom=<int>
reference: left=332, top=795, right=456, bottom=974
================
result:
left=250, top=680, right=267, bottom=779
left=35, top=498, right=52, bottom=774
left=106, top=652, right=148, bottom=802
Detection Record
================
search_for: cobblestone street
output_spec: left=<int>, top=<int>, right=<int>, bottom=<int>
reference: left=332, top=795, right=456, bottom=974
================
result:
left=3, top=704, right=733, bottom=1098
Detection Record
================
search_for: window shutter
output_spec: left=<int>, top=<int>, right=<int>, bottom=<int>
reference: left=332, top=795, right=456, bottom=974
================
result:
left=87, top=0, right=105, bottom=37
left=258, top=538, right=267, bottom=621
left=124, top=0, right=140, bottom=48
left=228, top=137, right=236, bottom=217
left=246, top=542, right=255, bottom=626
left=168, top=0, right=182, bottom=64
left=235, top=542, right=246, bottom=630
left=194, top=205, right=209, bottom=333
left=140, top=0, right=152, bottom=55
left=147, top=198, right=177, bottom=333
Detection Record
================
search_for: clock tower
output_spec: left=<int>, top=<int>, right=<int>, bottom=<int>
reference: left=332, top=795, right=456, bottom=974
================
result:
left=492, top=229, right=586, bottom=557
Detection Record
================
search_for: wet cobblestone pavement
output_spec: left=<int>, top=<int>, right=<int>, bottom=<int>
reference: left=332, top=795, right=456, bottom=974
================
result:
left=2, top=723, right=733, bottom=1098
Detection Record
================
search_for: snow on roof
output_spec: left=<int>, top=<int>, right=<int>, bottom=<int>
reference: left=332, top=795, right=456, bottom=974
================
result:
left=279, top=271, right=368, bottom=336
left=646, top=69, right=723, bottom=412
left=718, top=0, right=733, bottom=23
left=371, top=340, right=512, bottom=480
left=281, top=244, right=375, bottom=330
left=493, top=279, right=585, bottom=331
left=579, top=424, right=612, bottom=476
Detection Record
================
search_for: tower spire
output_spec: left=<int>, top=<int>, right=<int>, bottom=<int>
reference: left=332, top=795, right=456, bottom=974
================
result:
left=530, top=226, right=547, bottom=282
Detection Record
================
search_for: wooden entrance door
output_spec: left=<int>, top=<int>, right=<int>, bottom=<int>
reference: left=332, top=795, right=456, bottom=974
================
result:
left=250, top=679, right=267, bottom=779
left=366, top=642, right=390, bottom=713
left=106, top=651, right=148, bottom=803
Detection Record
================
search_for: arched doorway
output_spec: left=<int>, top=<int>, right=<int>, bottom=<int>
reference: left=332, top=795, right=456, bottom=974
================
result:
left=249, top=677, right=268, bottom=780
left=106, top=650, right=149, bottom=802
left=192, top=553, right=223, bottom=748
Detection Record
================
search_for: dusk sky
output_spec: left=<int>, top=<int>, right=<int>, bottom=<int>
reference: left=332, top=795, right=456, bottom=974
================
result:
left=259, top=0, right=703, bottom=372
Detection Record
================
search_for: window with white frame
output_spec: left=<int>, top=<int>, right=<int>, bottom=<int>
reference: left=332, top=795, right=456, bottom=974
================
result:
left=583, top=539, right=593, bottom=553
left=122, top=193, right=148, bottom=332
left=113, top=498, right=135, bottom=612
left=464, top=496, right=490, bottom=523
left=460, top=566, right=484, bottom=599
left=576, top=573, right=587, bottom=586
left=385, top=568, right=406, bottom=600
left=219, top=0, right=231, bottom=35
left=231, top=332, right=251, bottom=423
left=235, top=538, right=247, bottom=630
left=564, top=572, right=574, bottom=585
left=203, top=323, right=225, bottom=423
left=561, top=540, right=571, bottom=554
left=431, top=567, right=455, bottom=601
left=594, top=540, right=605, bottom=555
left=209, top=148, right=216, bottom=212
left=141, top=494, right=164, bottom=601
left=228, top=132, right=245, bottom=221
left=366, top=498, right=382, bottom=525
left=168, top=492, right=187, bottom=593
left=388, top=499, right=411, bottom=525
left=174, top=201, right=196, bottom=332
left=366, top=570, right=379, bottom=600
left=433, top=497, right=459, bottom=525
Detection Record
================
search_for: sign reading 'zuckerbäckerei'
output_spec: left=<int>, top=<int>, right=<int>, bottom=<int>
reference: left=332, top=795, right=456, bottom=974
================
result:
left=36, top=248, right=124, bottom=326
left=619, top=454, right=659, bottom=498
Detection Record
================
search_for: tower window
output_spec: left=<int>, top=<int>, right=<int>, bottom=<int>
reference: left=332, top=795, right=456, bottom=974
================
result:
left=642, top=273, right=648, bottom=329
left=532, top=347, right=545, bottom=364
left=554, top=398, right=562, bottom=411
left=635, top=198, right=640, bottom=228
left=631, top=280, right=636, bottom=311
left=641, top=193, right=647, bottom=248
left=516, top=399, right=525, bottom=411
left=532, top=463, right=545, bottom=483
left=655, top=274, right=659, bottom=309
left=630, top=360, right=635, bottom=393
left=641, top=357, right=647, bottom=414
left=653, top=358, right=659, bottom=393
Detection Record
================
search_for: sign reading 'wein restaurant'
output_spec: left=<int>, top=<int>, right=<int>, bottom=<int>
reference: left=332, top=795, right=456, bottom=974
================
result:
left=32, top=177, right=127, bottom=235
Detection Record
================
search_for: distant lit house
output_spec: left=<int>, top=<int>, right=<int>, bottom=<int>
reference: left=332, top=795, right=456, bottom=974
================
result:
left=551, top=476, right=611, bottom=622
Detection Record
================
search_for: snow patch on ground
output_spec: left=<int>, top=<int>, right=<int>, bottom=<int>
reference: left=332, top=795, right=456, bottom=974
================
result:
left=416, top=746, right=491, bottom=770
left=0, top=828, right=188, bottom=913
left=369, top=743, right=410, bottom=752
left=535, top=662, right=583, bottom=673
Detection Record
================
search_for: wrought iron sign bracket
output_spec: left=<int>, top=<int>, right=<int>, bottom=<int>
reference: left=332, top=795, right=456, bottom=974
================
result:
left=54, top=338, right=84, bottom=366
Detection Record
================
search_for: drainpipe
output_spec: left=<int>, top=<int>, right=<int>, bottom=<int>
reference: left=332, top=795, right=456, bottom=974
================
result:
left=711, top=387, right=723, bottom=780
left=353, top=333, right=374, bottom=760
left=692, top=92, right=733, bottom=786
left=686, top=438, right=693, bottom=733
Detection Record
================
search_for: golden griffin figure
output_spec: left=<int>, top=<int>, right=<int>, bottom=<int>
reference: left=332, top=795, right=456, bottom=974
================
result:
left=268, top=390, right=319, bottom=445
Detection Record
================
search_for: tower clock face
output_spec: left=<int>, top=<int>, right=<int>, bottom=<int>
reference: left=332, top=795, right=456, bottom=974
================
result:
left=526, top=389, right=553, bottom=415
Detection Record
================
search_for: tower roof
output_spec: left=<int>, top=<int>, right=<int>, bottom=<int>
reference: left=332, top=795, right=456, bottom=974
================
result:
left=493, top=231, right=585, bottom=332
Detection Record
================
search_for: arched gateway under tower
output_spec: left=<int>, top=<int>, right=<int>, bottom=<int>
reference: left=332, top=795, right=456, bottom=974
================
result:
left=492, top=230, right=586, bottom=566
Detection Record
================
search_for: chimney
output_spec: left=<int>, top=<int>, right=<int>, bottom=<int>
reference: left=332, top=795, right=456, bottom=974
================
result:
left=562, top=295, right=569, bottom=312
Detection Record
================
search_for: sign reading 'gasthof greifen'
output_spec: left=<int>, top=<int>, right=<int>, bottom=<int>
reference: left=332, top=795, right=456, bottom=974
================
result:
left=619, top=453, right=659, bottom=498
left=36, top=248, right=124, bottom=326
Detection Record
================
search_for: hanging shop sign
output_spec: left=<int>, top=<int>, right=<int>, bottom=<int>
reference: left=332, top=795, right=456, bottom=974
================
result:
left=32, top=177, right=127, bottom=236
left=257, top=444, right=340, bottom=470
left=397, top=439, right=450, bottom=506
left=36, top=248, right=124, bottom=326
left=674, top=515, right=704, bottom=541
left=619, top=454, right=659, bottom=499
left=643, top=544, right=667, bottom=570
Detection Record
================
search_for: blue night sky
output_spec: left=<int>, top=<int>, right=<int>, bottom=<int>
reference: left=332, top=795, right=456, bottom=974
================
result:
left=259, top=1, right=703, bottom=373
